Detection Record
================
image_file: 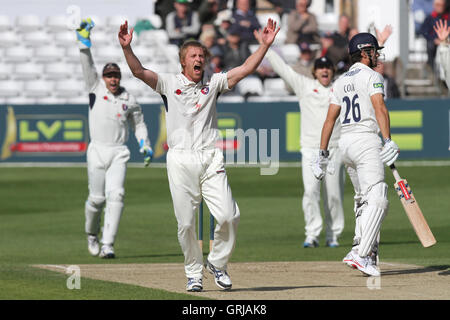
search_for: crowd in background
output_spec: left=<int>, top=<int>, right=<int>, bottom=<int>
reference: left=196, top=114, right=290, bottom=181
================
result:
left=146, top=0, right=450, bottom=99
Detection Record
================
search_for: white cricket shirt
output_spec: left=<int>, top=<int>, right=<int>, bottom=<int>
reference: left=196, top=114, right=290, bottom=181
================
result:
left=80, top=48, right=150, bottom=147
left=330, top=62, right=385, bottom=136
left=265, top=50, right=340, bottom=149
left=155, top=72, right=229, bottom=150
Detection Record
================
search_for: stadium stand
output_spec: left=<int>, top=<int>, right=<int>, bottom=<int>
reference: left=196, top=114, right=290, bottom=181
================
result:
left=1, top=0, right=446, bottom=105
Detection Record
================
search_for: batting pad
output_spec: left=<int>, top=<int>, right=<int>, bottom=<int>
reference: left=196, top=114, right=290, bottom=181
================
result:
left=358, top=183, right=389, bottom=257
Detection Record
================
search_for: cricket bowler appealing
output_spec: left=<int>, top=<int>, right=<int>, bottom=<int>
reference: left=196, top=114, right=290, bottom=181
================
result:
left=77, top=19, right=153, bottom=259
left=119, top=19, right=279, bottom=292
left=312, top=32, right=400, bottom=277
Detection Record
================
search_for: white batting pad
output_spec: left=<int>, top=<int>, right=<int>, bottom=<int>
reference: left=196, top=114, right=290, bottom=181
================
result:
left=358, top=183, right=389, bottom=257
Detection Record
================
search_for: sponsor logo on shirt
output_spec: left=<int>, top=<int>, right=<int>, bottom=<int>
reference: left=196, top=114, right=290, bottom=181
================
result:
left=373, top=83, right=384, bottom=88
left=122, top=104, right=128, bottom=111
left=175, top=89, right=182, bottom=95
left=201, top=86, right=209, bottom=95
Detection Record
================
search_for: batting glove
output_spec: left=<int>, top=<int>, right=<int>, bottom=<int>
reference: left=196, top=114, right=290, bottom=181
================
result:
left=76, top=18, right=95, bottom=48
left=139, top=140, right=153, bottom=167
left=311, top=149, right=329, bottom=180
left=380, top=138, right=399, bottom=166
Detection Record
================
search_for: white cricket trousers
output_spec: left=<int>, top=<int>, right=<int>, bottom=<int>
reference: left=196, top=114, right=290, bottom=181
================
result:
left=166, top=148, right=240, bottom=279
left=339, top=133, right=385, bottom=251
left=85, top=142, right=130, bottom=246
left=301, top=147, right=345, bottom=242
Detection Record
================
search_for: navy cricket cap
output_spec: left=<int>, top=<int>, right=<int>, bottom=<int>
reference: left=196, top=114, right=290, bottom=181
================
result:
left=102, top=62, right=121, bottom=76
left=314, top=56, right=334, bottom=70
left=348, top=32, right=383, bottom=55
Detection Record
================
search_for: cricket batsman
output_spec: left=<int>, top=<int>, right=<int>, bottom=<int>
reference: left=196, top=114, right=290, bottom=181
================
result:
left=119, top=19, right=279, bottom=292
left=312, top=32, right=399, bottom=276
left=76, top=18, right=153, bottom=259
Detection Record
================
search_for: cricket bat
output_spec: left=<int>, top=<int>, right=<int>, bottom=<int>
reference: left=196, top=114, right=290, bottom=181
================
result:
left=389, top=164, right=436, bottom=247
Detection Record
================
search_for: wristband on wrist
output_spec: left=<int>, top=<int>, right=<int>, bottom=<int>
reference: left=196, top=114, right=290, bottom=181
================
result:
left=319, top=149, right=329, bottom=158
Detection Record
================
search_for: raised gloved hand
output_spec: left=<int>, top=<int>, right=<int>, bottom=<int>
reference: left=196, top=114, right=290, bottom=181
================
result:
left=76, top=18, right=95, bottom=48
left=140, top=139, right=153, bottom=167
left=311, top=149, right=330, bottom=180
left=380, top=138, right=399, bottom=166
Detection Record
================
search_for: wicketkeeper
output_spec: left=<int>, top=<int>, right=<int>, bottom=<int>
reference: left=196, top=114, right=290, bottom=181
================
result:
left=76, top=18, right=153, bottom=258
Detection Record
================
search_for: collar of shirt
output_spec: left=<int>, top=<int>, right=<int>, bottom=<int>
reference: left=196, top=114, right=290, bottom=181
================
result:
left=314, top=78, right=333, bottom=89
left=177, top=72, right=208, bottom=87
left=351, top=62, right=373, bottom=72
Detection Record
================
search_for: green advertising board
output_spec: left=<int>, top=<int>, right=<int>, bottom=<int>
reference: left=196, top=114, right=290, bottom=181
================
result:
left=1, top=98, right=449, bottom=163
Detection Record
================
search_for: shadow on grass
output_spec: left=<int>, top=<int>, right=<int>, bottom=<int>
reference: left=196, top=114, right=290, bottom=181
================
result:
left=229, top=285, right=337, bottom=292
left=379, top=241, right=426, bottom=245
left=381, top=265, right=450, bottom=276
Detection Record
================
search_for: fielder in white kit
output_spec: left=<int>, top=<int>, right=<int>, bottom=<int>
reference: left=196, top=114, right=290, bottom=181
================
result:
left=77, top=19, right=153, bottom=259
left=434, top=19, right=450, bottom=86
left=119, top=19, right=279, bottom=291
left=312, top=32, right=399, bottom=276
left=255, top=30, right=345, bottom=248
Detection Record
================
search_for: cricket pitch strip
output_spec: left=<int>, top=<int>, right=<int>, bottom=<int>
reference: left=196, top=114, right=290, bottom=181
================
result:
left=35, top=261, right=449, bottom=300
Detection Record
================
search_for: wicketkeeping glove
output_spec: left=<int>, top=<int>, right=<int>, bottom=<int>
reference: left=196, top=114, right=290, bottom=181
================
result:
left=76, top=18, right=95, bottom=48
left=380, top=138, right=399, bottom=166
left=311, top=149, right=330, bottom=180
left=140, top=139, right=153, bottom=167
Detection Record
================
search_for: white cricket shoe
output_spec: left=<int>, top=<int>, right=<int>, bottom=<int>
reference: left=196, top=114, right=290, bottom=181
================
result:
left=186, top=277, right=203, bottom=292
left=99, top=244, right=115, bottom=259
left=206, top=260, right=232, bottom=290
left=342, top=250, right=380, bottom=277
left=87, top=235, right=100, bottom=256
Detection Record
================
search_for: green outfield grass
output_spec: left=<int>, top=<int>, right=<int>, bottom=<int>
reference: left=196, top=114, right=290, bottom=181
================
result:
left=0, top=165, right=449, bottom=299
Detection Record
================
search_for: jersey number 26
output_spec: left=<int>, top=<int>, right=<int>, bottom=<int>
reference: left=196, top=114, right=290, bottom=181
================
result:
left=342, top=94, right=361, bottom=124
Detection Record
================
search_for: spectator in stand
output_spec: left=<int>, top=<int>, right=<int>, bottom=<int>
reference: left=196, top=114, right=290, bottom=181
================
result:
left=230, top=0, right=257, bottom=10
left=420, top=0, right=450, bottom=70
left=199, top=26, right=218, bottom=51
left=327, top=15, right=352, bottom=74
left=214, top=9, right=235, bottom=45
left=209, top=46, right=225, bottom=74
left=166, top=0, right=201, bottom=47
left=231, top=0, right=261, bottom=45
left=332, top=14, right=351, bottom=47
left=292, top=41, right=315, bottom=78
left=285, top=0, right=320, bottom=45
left=267, top=0, right=297, bottom=17
left=199, top=27, right=224, bottom=78
left=155, top=0, right=176, bottom=29
left=285, top=41, right=315, bottom=94
left=198, top=0, right=221, bottom=25
left=220, top=23, right=251, bottom=70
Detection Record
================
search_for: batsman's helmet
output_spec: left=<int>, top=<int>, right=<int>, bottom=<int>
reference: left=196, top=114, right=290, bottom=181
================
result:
left=348, top=32, right=383, bottom=55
